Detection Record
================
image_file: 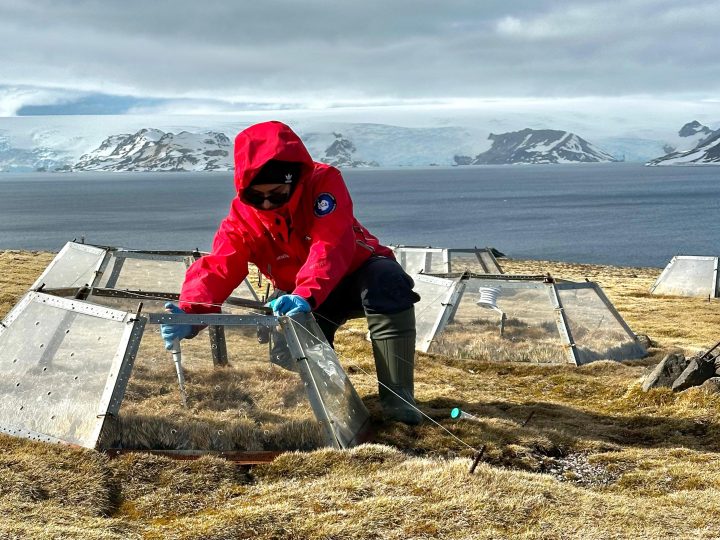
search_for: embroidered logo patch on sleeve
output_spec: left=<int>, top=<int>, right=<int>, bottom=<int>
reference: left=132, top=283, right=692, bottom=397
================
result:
left=314, top=193, right=337, bottom=217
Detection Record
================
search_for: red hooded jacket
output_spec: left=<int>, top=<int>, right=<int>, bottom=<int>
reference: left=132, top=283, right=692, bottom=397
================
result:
left=179, top=121, right=394, bottom=314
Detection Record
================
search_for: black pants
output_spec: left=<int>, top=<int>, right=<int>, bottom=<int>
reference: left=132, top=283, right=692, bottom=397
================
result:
left=273, top=256, right=420, bottom=346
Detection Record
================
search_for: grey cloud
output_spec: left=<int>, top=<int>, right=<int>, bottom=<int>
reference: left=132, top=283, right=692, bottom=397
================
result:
left=0, top=0, right=718, bottom=105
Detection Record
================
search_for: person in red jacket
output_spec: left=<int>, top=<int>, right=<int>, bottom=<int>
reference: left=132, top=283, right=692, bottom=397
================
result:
left=161, top=120, right=422, bottom=425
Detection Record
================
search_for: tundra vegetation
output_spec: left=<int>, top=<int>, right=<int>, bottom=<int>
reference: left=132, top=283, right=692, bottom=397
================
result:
left=1, top=251, right=719, bottom=539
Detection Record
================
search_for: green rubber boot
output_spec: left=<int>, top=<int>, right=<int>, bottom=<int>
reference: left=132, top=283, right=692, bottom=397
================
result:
left=367, top=308, right=422, bottom=425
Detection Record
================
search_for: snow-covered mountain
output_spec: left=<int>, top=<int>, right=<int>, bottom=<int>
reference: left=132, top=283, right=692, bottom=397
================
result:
left=462, top=129, right=617, bottom=164
left=2, top=113, right=717, bottom=171
left=0, top=116, right=484, bottom=171
left=646, top=126, right=720, bottom=166
left=74, top=128, right=382, bottom=171
left=74, top=129, right=233, bottom=171
left=654, top=120, right=714, bottom=156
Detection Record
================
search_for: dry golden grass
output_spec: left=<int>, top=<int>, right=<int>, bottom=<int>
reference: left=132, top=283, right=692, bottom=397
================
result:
left=2, top=251, right=720, bottom=539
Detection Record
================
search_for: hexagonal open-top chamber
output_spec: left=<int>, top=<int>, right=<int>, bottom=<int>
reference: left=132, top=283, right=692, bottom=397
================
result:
left=415, top=274, right=646, bottom=365
left=0, top=243, right=372, bottom=457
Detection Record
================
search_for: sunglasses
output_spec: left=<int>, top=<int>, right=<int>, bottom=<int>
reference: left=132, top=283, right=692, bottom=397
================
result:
left=241, top=187, right=291, bottom=208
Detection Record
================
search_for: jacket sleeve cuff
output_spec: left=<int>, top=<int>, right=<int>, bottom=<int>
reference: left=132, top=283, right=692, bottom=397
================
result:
left=292, top=289, right=317, bottom=310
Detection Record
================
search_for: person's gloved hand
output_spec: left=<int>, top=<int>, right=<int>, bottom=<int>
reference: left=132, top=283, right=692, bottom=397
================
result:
left=267, top=294, right=311, bottom=316
left=160, top=302, right=195, bottom=350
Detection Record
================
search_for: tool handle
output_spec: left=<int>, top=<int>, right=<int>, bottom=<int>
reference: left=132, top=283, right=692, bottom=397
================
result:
left=170, top=338, right=188, bottom=408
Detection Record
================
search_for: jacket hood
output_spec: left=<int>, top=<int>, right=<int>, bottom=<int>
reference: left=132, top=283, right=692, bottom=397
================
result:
left=233, top=121, right=314, bottom=194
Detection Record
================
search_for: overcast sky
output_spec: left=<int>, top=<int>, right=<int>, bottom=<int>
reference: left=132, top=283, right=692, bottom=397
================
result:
left=0, top=0, right=718, bottom=119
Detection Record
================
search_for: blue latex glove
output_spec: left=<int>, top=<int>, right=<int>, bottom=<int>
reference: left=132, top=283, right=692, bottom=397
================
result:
left=160, top=302, right=195, bottom=350
left=267, top=294, right=311, bottom=316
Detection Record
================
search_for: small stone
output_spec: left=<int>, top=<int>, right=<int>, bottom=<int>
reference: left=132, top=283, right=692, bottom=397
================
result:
left=636, top=334, right=654, bottom=349
left=642, top=353, right=688, bottom=391
left=701, top=377, right=720, bottom=394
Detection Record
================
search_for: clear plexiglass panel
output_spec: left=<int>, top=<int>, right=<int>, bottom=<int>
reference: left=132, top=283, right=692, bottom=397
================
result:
left=97, top=253, right=190, bottom=292
left=479, top=251, right=503, bottom=273
left=427, top=252, right=450, bottom=273
left=96, top=251, right=258, bottom=304
left=230, top=279, right=260, bottom=301
left=412, top=274, right=462, bottom=352
left=101, top=311, right=367, bottom=452
left=557, top=284, right=645, bottom=365
left=394, top=246, right=502, bottom=275
left=398, top=249, right=435, bottom=274
left=101, top=318, right=325, bottom=452
left=0, top=293, right=134, bottom=448
left=287, top=314, right=371, bottom=448
left=651, top=256, right=718, bottom=298
left=431, top=279, right=568, bottom=363
left=444, top=250, right=502, bottom=274
left=30, top=242, right=106, bottom=290
left=86, top=294, right=168, bottom=314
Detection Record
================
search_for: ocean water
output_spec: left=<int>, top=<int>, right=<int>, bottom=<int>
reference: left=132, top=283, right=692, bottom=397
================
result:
left=0, top=163, right=718, bottom=268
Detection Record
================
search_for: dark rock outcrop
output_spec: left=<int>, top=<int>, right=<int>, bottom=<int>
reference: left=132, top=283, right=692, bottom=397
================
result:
left=678, top=120, right=712, bottom=139
left=320, top=133, right=378, bottom=168
left=672, top=356, right=719, bottom=392
left=642, top=353, right=689, bottom=391
left=453, top=155, right=473, bottom=166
